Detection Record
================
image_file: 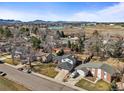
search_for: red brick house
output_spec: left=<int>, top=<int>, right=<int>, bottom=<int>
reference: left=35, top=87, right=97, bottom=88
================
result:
left=76, top=62, right=120, bottom=83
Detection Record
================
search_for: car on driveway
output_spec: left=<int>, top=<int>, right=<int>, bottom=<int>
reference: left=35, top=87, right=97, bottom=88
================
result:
left=70, top=71, right=79, bottom=78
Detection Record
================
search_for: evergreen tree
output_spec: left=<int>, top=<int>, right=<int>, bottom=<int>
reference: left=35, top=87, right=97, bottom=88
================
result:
left=68, top=40, right=71, bottom=48
left=4, top=27, right=12, bottom=38
left=30, top=36, right=41, bottom=49
left=111, top=80, right=118, bottom=91
left=78, top=37, right=84, bottom=52
left=61, top=31, right=65, bottom=37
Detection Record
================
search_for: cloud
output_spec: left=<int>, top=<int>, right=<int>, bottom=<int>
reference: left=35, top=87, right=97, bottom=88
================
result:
left=0, top=3, right=124, bottom=22
left=70, top=2, right=124, bottom=22
left=0, top=8, right=62, bottom=21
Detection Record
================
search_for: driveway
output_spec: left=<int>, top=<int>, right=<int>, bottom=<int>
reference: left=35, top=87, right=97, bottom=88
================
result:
left=0, top=64, right=77, bottom=91
left=65, top=75, right=82, bottom=85
left=55, top=69, right=69, bottom=81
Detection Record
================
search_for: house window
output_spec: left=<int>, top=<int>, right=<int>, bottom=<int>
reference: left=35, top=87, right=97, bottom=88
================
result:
left=104, top=71, right=107, bottom=80
left=92, top=68, right=95, bottom=75
left=98, top=69, right=101, bottom=79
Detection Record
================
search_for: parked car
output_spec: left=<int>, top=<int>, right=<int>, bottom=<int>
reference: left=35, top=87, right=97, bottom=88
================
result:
left=27, top=69, right=32, bottom=74
left=70, top=71, right=79, bottom=78
left=0, top=71, right=3, bottom=74
left=17, top=68, right=24, bottom=71
left=1, top=73, right=7, bottom=76
left=0, top=71, right=7, bottom=76
left=0, top=60, right=4, bottom=64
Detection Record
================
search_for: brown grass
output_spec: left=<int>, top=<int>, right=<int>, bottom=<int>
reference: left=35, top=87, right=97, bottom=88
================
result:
left=0, top=77, right=29, bottom=91
left=32, top=63, right=58, bottom=78
left=75, top=79, right=111, bottom=91
left=84, top=24, right=124, bottom=37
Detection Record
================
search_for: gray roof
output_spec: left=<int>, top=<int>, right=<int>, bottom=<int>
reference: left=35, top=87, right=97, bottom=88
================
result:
left=76, top=62, right=119, bottom=75
left=56, top=54, right=76, bottom=71
left=58, top=62, right=74, bottom=71
left=55, top=55, right=76, bottom=63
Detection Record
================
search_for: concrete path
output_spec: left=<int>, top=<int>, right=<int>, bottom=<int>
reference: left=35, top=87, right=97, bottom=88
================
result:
left=55, top=69, right=68, bottom=81
left=66, top=75, right=82, bottom=85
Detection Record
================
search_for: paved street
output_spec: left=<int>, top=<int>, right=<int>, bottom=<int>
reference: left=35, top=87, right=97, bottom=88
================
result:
left=0, top=63, right=77, bottom=91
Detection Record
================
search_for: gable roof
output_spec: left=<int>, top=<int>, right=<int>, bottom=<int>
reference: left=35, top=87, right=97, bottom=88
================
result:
left=53, top=54, right=76, bottom=64
left=58, top=62, right=74, bottom=71
left=76, top=62, right=119, bottom=76
left=55, top=54, right=76, bottom=71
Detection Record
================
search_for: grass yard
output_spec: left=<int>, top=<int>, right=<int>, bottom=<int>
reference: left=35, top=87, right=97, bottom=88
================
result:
left=0, top=76, right=29, bottom=91
left=4, top=58, right=19, bottom=66
left=0, top=53, right=9, bottom=56
left=32, top=63, right=58, bottom=78
left=75, top=79, right=111, bottom=91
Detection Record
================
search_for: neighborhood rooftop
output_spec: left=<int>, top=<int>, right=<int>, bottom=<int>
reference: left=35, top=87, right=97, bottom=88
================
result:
left=76, top=62, right=119, bottom=75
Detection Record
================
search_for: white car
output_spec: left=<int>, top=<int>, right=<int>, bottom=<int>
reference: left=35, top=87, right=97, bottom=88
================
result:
left=70, top=71, right=79, bottom=78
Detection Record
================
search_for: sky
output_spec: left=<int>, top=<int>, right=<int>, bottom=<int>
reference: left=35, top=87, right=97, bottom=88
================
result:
left=0, top=2, right=124, bottom=22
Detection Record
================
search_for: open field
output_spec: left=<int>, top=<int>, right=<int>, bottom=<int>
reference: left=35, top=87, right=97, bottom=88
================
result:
left=84, top=24, right=124, bottom=37
left=62, top=24, right=124, bottom=37
left=63, top=27, right=83, bottom=35
left=0, top=76, right=29, bottom=91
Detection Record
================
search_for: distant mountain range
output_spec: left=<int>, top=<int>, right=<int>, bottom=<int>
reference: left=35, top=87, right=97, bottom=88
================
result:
left=0, top=19, right=95, bottom=25
left=0, top=19, right=47, bottom=25
left=0, top=19, right=22, bottom=24
left=0, top=19, right=123, bottom=25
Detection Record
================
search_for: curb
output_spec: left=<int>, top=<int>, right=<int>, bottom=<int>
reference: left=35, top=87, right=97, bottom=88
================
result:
left=4, top=63, right=86, bottom=91
left=32, top=72, right=86, bottom=91
left=4, top=63, right=18, bottom=68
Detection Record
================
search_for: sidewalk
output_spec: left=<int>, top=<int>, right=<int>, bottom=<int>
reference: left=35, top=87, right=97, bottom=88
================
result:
left=65, top=76, right=82, bottom=85
left=32, top=72, right=86, bottom=91
left=3, top=63, right=87, bottom=91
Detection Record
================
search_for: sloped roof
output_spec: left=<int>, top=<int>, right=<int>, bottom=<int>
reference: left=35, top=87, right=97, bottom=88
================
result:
left=58, top=62, right=73, bottom=71
left=53, top=54, right=76, bottom=64
left=76, top=62, right=119, bottom=75
left=55, top=54, right=76, bottom=71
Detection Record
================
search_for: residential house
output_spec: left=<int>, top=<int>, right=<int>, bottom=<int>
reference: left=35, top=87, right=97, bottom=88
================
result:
left=35, top=50, right=54, bottom=63
left=53, top=55, right=76, bottom=72
left=60, top=37, right=79, bottom=45
left=41, top=53, right=54, bottom=63
left=75, top=62, right=120, bottom=83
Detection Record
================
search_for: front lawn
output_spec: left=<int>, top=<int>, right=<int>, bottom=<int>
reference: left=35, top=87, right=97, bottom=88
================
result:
left=32, top=63, right=58, bottom=78
left=75, top=79, right=111, bottom=91
left=0, top=76, right=29, bottom=91
left=4, top=58, right=19, bottom=66
left=0, top=53, right=9, bottom=56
